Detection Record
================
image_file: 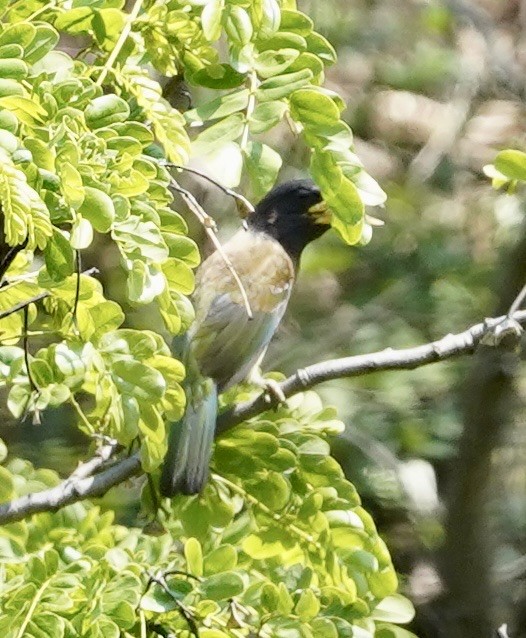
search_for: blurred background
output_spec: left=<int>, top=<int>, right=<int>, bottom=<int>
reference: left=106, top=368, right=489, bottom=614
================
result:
left=2, top=0, right=526, bottom=636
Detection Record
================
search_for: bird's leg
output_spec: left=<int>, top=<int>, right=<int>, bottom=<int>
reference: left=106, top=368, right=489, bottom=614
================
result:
left=247, top=364, right=286, bottom=405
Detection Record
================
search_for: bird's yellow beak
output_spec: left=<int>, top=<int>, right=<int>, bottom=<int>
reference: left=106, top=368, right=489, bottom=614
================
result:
left=308, top=200, right=332, bottom=224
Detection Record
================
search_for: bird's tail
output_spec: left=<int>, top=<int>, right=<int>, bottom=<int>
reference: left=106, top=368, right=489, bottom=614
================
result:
left=160, top=378, right=218, bottom=497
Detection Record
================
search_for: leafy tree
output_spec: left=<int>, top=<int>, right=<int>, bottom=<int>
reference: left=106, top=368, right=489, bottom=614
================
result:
left=0, top=1, right=416, bottom=637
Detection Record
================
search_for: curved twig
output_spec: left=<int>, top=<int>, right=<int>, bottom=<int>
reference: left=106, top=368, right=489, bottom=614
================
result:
left=171, top=180, right=254, bottom=319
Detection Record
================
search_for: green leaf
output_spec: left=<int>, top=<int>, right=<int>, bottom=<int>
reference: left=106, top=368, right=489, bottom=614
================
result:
left=295, top=588, right=320, bottom=622
left=164, top=234, right=200, bottom=266
left=0, top=109, right=18, bottom=133
left=184, top=537, right=203, bottom=577
left=246, top=470, right=290, bottom=509
left=91, top=301, right=125, bottom=341
left=111, top=360, right=165, bottom=401
left=0, top=160, right=52, bottom=250
left=7, top=384, right=30, bottom=419
left=225, top=6, right=253, bottom=44
left=162, top=258, right=195, bottom=296
left=0, top=78, right=24, bottom=98
left=191, top=63, right=246, bottom=89
left=280, top=9, right=314, bottom=36
left=249, top=100, right=287, bottom=134
left=201, top=0, right=223, bottom=41
left=0, top=22, right=36, bottom=48
left=242, top=529, right=289, bottom=559
left=255, top=48, right=299, bottom=79
left=494, top=149, right=526, bottom=182
left=0, top=59, right=27, bottom=80
left=376, top=624, right=419, bottom=638
left=371, top=594, right=415, bottom=623
left=92, top=8, right=126, bottom=52
left=200, top=571, right=244, bottom=601
left=84, top=95, right=130, bottom=129
left=0, top=96, right=46, bottom=125
left=258, top=0, right=281, bottom=37
left=58, top=163, right=84, bottom=207
left=305, top=31, right=337, bottom=64
left=192, top=141, right=243, bottom=188
left=256, top=68, right=313, bottom=101
left=24, top=24, right=60, bottom=65
left=44, top=229, right=75, bottom=281
left=140, top=589, right=179, bottom=613
left=245, top=141, right=282, bottom=199
left=54, top=7, right=94, bottom=34
left=203, top=545, right=237, bottom=576
left=186, top=89, right=249, bottom=124
left=259, top=31, right=306, bottom=53
left=311, top=150, right=364, bottom=245
left=194, top=112, right=245, bottom=147
left=70, top=217, right=93, bottom=249
left=0, top=465, right=14, bottom=501
left=0, top=129, right=18, bottom=153
left=290, top=87, right=340, bottom=130
left=78, top=186, right=115, bottom=232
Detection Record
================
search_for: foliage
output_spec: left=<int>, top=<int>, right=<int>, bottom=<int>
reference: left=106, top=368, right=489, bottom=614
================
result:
left=0, top=393, right=415, bottom=637
left=0, top=1, right=412, bottom=636
left=484, top=149, right=526, bottom=191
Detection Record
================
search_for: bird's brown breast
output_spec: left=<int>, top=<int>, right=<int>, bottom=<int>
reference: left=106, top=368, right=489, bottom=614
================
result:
left=194, top=229, right=295, bottom=317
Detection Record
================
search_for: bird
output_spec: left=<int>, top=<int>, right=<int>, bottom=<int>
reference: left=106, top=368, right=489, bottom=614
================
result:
left=159, top=178, right=332, bottom=497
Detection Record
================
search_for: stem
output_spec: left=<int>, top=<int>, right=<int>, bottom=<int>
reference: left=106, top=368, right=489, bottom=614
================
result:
left=171, top=181, right=254, bottom=319
left=70, top=396, right=95, bottom=435
left=96, top=0, right=145, bottom=87
left=15, top=579, right=51, bottom=638
left=212, top=473, right=318, bottom=547
left=240, top=70, right=258, bottom=153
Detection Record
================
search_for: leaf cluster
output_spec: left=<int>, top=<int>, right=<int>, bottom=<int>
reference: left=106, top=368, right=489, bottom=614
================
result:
left=0, top=393, right=416, bottom=637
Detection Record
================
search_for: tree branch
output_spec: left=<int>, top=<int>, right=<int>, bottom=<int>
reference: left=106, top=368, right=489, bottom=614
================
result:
left=217, top=309, right=526, bottom=432
left=1, top=308, right=525, bottom=525
left=0, top=452, right=141, bottom=524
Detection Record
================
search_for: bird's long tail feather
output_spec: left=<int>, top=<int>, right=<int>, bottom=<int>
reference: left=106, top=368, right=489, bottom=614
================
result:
left=160, top=378, right=218, bottom=497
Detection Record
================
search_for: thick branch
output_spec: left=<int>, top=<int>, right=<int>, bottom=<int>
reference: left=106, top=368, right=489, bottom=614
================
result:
left=1, top=309, right=525, bottom=525
left=0, top=453, right=141, bottom=524
left=217, top=309, right=526, bottom=432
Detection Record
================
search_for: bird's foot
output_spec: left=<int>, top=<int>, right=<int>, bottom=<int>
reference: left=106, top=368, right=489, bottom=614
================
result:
left=248, top=369, right=286, bottom=405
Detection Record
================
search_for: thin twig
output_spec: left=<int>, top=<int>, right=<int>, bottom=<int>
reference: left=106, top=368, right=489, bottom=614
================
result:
left=0, top=291, right=48, bottom=321
left=95, top=0, right=145, bottom=87
left=71, top=251, right=82, bottom=332
left=163, top=163, right=255, bottom=216
left=508, top=282, right=526, bottom=317
left=171, top=181, right=253, bottom=319
left=0, top=267, right=99, bottom=321
left=0, top=239, right=27, bottom=284
left=143, top=571, right=199, bottom=637
left=22, top=306, right=37, bottom=391
left=2, top=309, right=526, bottom=524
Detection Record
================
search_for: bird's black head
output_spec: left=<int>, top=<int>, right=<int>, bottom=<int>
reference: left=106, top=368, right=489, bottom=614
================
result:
left=247, top=179, right=331, bottom=261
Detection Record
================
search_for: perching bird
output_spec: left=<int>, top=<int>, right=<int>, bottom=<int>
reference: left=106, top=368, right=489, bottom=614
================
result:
left=160, top=179, right=332, bottom=496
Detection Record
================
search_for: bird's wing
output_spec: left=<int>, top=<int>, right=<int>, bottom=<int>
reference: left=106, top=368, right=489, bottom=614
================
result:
left=187, top=229, right=294, bottom=391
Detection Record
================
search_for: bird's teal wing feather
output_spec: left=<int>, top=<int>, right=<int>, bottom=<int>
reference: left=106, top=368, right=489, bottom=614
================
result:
left=190, top=292, right=289, bottom=391
left=160, top=378, right=217, bottom=496
left=161, top=230, right=294, bottom=496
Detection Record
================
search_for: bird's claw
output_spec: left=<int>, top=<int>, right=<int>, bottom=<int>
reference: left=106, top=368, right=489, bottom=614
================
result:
left=249, top=371, right=285, bottom=405
left=261, top=377, right=286, bottom=404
